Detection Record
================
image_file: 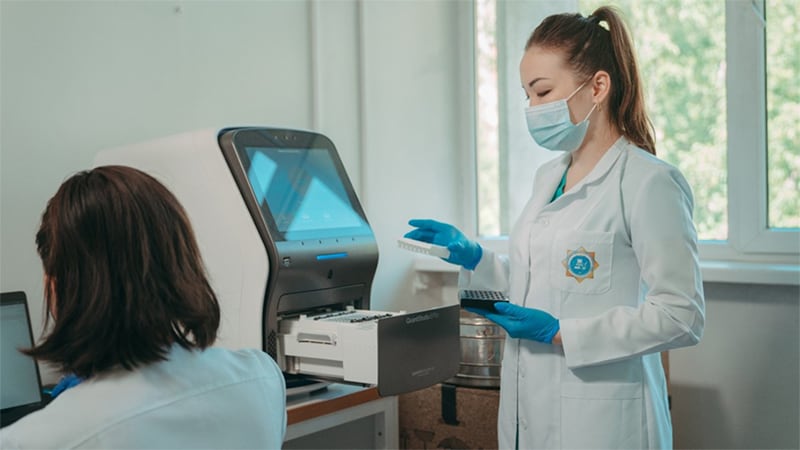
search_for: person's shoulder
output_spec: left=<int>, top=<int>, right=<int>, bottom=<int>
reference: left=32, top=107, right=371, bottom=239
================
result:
left=622, top=142, right=689, bottom=186
left=161, top=346, right=285, bottom=401
left=208, top=348, right=286, bottom=398
left=621, top=142, right=693, bottom=201
left=0, top=408, right=49, bottom=449
left=199, top=347, right=283, bottom=379
left=624, top=143, right=675, bottom=172
left=0, top=388, right=92, bottom=449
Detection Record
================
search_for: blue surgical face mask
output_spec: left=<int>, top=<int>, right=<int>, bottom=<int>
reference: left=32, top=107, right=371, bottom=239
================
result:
left=525, top=82, right=597, bottom=152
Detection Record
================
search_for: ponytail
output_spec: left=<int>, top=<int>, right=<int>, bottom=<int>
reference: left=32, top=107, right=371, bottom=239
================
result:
left=591, top=7, right=655, bottom=154
left=527, top=6, right=656, bottom=155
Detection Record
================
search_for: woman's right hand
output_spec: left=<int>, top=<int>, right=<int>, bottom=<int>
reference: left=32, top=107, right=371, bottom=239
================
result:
left=404, top=219, right=483, bottom=270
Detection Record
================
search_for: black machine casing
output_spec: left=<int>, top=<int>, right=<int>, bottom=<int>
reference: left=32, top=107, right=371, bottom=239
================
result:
left=218, top=127, right=459, bottom=396
left=219, top=128, right=378, bottom=357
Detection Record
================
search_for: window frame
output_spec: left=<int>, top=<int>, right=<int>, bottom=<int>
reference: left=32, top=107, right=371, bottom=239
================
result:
left=469, top=0, right=799, bottom=285
left=726, top=0, right=799, bottom=256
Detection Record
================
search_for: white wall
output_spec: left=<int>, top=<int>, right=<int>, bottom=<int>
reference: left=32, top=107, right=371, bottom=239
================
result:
left=1, top=0, right=311, bottom=382
left=670, top=282, right=799, bottom=449
left=1, top=1, right=797, bottom=449
left=360, top=0, right=474, bottom=313
left=0, top=0, right=467, bottom=378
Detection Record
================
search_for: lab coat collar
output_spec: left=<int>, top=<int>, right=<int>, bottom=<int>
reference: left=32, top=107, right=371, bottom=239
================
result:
left=526, top=153, right=572, bottom=214
left=578, top=136, right=627, bottom=186
left=547, top=137, right=627, bottom=205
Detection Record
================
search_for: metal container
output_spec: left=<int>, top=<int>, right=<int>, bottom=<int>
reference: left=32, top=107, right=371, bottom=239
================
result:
left=446, top=309, right=505, bottom=388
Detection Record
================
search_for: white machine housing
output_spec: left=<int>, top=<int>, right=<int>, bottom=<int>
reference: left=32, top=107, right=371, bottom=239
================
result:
left=95, top=129, right=267, bottom=350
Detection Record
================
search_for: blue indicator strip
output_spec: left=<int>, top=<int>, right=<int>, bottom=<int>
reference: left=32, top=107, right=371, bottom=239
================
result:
left=316, top=252, right=348, bottom=261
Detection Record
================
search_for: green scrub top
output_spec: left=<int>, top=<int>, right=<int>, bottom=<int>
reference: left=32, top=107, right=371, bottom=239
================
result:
left=550, top=168, right=568, bottom=202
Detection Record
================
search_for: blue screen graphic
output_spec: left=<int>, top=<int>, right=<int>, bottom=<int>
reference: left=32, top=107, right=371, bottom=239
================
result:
left=244, top=147, right=369, bottom=240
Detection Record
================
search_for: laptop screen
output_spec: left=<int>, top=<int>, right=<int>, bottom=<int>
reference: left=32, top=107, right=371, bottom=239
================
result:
left=0, top=292, right=43, bottom=413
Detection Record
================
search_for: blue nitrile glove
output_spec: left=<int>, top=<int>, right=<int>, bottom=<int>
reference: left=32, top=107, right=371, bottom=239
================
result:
left=469, top=302, right=560, bottom=343
left=49, top=373, right=83, bottom=398
left=404, top=219, right=483, bottom=270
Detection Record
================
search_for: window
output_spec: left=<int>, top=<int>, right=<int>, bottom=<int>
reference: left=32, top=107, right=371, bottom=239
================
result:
left=726, top=0, right=799, bottom=256
left=766, top=1, right=799, bottom=230
left=476, top=0, right=500, bottom=236
left=474, top=0, right=798, bottom=267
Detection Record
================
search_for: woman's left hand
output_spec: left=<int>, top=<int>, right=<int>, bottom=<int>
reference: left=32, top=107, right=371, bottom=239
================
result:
left=469, top=302, right=560, bottom=344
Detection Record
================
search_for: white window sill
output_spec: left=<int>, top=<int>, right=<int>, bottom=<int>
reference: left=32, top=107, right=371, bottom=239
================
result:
left=698, top=260, right=799, bottom=286
left=411, top=256, right=800, bottom=286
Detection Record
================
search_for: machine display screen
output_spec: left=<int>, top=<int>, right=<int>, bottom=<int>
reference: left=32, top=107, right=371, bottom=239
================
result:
left=240, top=146, right=371, bottom=241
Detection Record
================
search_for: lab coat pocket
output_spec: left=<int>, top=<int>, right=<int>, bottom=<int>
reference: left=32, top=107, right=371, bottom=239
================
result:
left=550, top=230, right=613, bottom=294
left=561, top=382, right=644, bottom=449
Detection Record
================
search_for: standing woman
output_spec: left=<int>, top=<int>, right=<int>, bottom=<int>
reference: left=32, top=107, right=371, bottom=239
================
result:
left=1, top=166, right=286, bottom=449
left=405, top=6, right=705, bottom=449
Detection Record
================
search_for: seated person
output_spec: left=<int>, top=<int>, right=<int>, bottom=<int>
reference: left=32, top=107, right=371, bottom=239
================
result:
left=0, top=165, right=286, bottom=449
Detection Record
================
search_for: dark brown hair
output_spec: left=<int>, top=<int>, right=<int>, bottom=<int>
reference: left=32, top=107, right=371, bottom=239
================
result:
left=527, top=6, right=656, bottom=155
left=27, top=165, right=220, bottom=378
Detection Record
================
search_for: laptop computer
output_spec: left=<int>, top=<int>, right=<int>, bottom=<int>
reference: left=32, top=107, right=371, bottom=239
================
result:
left=1, top=291, right=47, bottom=428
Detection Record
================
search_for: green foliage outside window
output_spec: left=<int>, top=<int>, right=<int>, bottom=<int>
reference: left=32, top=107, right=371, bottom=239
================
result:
left=766, top=1, right=800, bottom=229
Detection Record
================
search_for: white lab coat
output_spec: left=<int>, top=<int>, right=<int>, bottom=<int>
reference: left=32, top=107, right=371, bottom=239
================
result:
left=0, top=345, right=287, bottom=449
left=461, top=137, right=705, bottom=449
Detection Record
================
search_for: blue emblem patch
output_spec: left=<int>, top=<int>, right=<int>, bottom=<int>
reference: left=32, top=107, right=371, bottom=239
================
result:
left=562, top=246, right=599, bottom=283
